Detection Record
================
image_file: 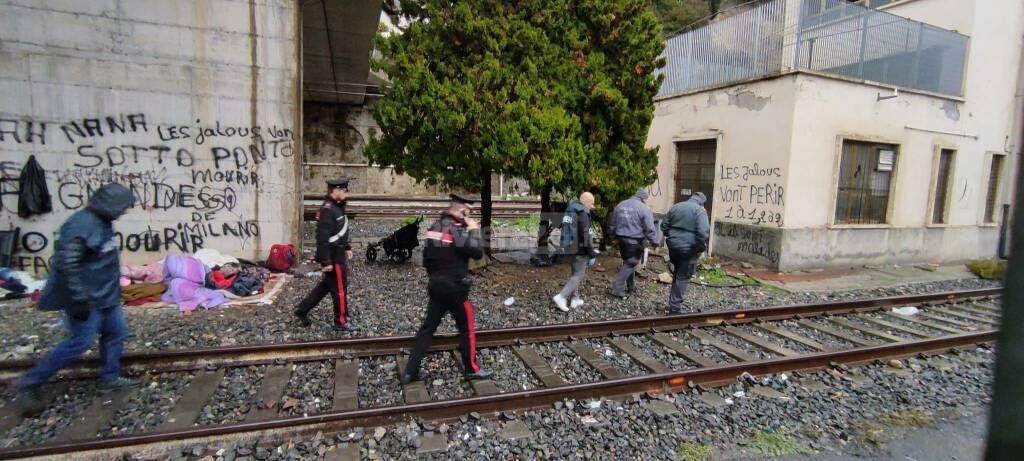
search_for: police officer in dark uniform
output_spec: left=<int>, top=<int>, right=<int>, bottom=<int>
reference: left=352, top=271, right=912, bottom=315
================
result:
left=294, top=178, right=356, bottom=332
left=401, top=194, right=493, bottom=383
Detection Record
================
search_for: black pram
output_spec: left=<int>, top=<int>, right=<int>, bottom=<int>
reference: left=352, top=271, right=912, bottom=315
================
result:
left=366, top=216, right=422, bottom=263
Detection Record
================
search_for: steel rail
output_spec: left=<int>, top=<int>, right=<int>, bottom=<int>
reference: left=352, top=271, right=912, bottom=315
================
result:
left=0, top=288, right=999, bottom=377
left=0, top=329, right=996, bottom=460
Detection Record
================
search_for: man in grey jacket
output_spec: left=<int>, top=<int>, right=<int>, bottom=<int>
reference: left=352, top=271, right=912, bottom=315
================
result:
left=660, top=192, right=710, bottom=314
left=609, top=189, right=660, bottom=298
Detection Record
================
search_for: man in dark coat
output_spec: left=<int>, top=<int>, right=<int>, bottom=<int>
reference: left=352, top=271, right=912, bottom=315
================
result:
left=660, top=192, right=710, bottom=314
left=19, top=183, right=139, bottom=415
left=401, top=194, right=493, bottom=383
left=608, top=189, right=661, bottom=298
left=552, top=192, right=598, bottom=311
left=294, top=178, right=356, bottom=332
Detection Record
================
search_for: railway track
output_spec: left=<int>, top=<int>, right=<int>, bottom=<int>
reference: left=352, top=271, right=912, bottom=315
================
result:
left=302, top=197, right=541, bottom=220
left=0, top=288, right=1000, bottom=459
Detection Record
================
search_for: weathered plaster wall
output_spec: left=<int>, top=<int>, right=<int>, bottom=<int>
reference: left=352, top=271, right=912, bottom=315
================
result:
left=647, top=76, right=797, bottom=267
left=0, top=0, right=300, bottom=273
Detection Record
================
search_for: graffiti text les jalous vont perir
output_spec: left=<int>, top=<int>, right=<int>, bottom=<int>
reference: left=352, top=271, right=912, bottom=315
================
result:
left=716, top=163, right=785, bottom=227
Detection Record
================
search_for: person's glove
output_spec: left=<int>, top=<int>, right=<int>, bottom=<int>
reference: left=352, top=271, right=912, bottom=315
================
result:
left=69, top=310, right=90, bottom=322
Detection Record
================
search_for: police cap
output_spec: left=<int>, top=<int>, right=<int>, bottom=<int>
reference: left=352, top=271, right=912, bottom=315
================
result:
left=326, top=178, right=350, bottom=190
left=449, top=194, right=476, bottom=206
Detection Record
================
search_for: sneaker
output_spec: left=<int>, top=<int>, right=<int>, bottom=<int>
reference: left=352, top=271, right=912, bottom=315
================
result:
left=294, top=311, right=311, bottom=328
left=570, top=298, right=584, bottom=308
left=98, top=376, right=141, bottom=393
left=400, top=371, right=421, bottom=385
left=552, top=294, right=569, bottom=312
left=18, top=385, right=45, bottom=417
left=464, top=369, right=494, bottom=381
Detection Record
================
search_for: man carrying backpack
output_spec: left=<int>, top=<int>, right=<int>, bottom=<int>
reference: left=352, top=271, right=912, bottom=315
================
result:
left=552, top=192, right=598, bottom=312
left=660, top=192, right=710, bottom=314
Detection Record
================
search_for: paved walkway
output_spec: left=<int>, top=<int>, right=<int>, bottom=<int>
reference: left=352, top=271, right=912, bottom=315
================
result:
left=735, top=263, right=978, bottom=293
left=727, top=407, right=988, bottom=461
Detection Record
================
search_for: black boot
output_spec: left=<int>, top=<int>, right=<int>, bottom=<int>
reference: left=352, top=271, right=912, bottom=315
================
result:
left=464, top=369, right=494, bottom=381
left=293, top=309, right=311, bottom=327
left=400, top=371, right=421, bottom=385
left=18, top=385, right=45, bottom=417
left=333, top=323, right=357, bottom=332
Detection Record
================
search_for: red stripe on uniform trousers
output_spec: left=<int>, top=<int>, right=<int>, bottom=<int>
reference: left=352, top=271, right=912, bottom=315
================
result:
left=425, top=232, right=454, bottom=243
left=463, top=301, right=480, bottom=373
left=334, top=264, right=346, bottom=325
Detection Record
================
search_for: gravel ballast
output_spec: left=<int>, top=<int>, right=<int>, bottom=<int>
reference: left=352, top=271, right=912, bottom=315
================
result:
left=138, top=346, right=995, bottom=461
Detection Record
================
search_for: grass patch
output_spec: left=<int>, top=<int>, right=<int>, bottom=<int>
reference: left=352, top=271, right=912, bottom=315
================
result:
left=748, top=430, right=808, bottom=457
left=884, top=408, right=935, bottom=427
left=677, top=443, right=711, bottom=461
left=397, top=215, right=422, bottom=227
left=496, top=214, right=541, bottom=233
left=967, top=259, right=1007, bottom=280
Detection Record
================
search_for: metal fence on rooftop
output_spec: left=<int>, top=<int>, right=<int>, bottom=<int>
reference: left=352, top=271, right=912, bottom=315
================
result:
left=657, top=0, right=787, bottom=98
left=656, top=0, right=969, bottom=98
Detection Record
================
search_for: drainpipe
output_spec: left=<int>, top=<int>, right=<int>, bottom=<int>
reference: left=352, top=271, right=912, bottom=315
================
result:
left=999, top=28, right=1024, bottom=259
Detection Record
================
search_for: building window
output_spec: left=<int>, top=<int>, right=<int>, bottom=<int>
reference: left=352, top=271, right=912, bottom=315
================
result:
left=835, top=140, right=898, bottom=225
left=984, top=154, right=1005, bottom=224
left=931, top=149, right=955, bottom=224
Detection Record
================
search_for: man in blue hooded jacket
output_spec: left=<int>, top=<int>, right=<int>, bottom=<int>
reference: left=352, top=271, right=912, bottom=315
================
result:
left=660, top=192, right=710, bottom=314
left=552, top=192, right=598, bottom=311
left=19, top=183, right=140, bottom=415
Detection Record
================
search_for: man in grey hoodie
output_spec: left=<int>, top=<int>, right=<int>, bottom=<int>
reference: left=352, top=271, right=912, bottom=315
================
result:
left=609, top=189, right=660, bottom=298
left=660, top=192, right=710, bottom=314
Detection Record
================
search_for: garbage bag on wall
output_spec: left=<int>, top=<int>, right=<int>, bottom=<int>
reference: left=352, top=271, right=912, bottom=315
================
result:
left=17, top=155, right=52, bottom=218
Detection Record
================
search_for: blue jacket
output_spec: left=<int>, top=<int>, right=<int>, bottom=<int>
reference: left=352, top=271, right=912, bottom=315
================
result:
left=610, top=190, right=660, bottom=245
left=560, top=199, right=597, bottom=257
left=660, top=194, right=710, bottom=253
left=38, top=184, right=134, bottom=315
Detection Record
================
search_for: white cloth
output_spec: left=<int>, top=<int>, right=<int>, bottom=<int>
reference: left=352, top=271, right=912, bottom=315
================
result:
left=193, top=248, right=239, bottom=269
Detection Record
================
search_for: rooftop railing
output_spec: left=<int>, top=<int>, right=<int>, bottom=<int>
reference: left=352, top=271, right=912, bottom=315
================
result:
left=656, top=0, right=969, bottom=98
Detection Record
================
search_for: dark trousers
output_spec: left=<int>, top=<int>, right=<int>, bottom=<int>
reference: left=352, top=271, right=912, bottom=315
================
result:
left=668, top=247, right=698, bottom=312
left=612, top=237, right=644, bottom=294
left=404, top=286, right=480, bottom=376
left=21, top=305, right=127, bottom=387
left=295, top=263, right=350, bottom=326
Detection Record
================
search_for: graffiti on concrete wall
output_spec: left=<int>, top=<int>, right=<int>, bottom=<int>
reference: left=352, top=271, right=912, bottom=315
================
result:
left=716, top=162, right=785, bottom=227
left=0, top=113, right=293, bottom=273
left=713, top=221, right=781, bottom=266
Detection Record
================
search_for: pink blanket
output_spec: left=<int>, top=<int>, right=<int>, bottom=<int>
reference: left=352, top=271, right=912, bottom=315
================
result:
left=120, top=262, right=165, bottom=286
left=160, top=254, right=226, bottom=312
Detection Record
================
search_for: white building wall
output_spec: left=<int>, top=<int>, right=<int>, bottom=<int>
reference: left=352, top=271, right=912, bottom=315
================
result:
left=0, top=0, right=301, bottom=273
left=647, top=0, right=1023, bottom=271
left=647, top=77, right=798, bottom=267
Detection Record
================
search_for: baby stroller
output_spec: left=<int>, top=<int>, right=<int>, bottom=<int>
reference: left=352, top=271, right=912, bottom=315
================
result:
left=366, top=216, right=422, bottom=263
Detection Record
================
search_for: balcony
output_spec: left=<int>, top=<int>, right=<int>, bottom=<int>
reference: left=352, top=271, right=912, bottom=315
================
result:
left=656, top=0, right=969, bottom=98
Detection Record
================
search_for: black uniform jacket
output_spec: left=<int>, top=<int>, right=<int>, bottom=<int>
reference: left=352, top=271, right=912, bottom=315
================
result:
left=315, top=199, right=352, bottom=266
left=422, top=211, right=483, bottom=290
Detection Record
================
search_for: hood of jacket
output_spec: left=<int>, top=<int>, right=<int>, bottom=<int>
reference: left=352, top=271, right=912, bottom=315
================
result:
left=632, top=189, right=649, bottom=202
left=86, top=183, right=135, bottom=221
left=689, top=192, right=707, bottom=206
left=566, top=199, right=588, bottom=214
